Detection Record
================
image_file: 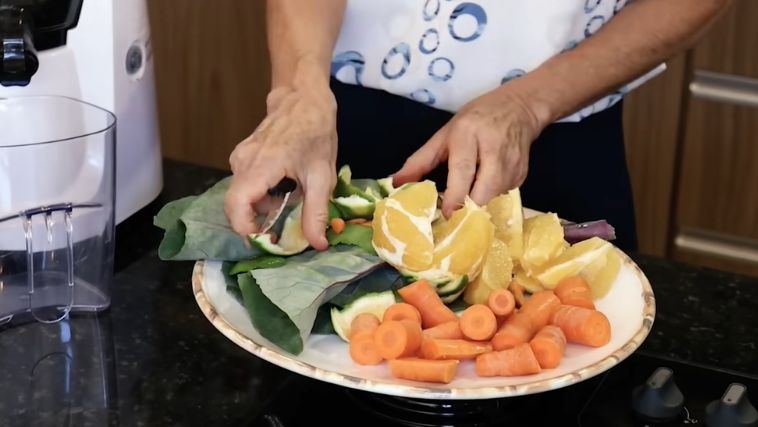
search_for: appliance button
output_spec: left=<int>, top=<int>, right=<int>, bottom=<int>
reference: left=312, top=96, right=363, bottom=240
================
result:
left=705, top=383, right=758, bottom=427
left=631, top=367, right=684, bottom=423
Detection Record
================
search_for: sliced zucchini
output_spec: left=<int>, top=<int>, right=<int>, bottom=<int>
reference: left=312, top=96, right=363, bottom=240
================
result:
left=330, top=290, right=397, bottom=342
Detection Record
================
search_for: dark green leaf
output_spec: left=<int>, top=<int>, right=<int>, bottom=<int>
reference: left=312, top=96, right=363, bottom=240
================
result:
left=238, top=273, right=303, bottom=355
left=222, top=261, right=242, bottom=303
left=327, top=224, right=376, bottom=255
left=311, top=304, right=337, bottom=335
left=229, top=256, right=287, bottom=275
left=328, top=266, right=402, bottom=308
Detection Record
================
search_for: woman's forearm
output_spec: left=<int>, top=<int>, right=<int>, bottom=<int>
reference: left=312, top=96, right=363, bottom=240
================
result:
left=266, top=0, right=347, bottom=90
left=508, top=0, right=731, bottom=126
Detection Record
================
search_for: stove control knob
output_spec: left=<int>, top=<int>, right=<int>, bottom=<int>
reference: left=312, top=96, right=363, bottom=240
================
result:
left=705, top=383, right=758, bottom=427
left=632, top=367, right=684, bottom=423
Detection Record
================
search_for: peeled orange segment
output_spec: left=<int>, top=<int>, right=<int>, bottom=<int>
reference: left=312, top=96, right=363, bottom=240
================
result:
left=533, top=237, right=612, bottom=288
left=464, top=238, right=513, bottom=305
left=371, top=180, right=437, bottom=273
left=521, top=213, right=566, bottom=274
left=431, top=197, right=493, bottom=278
left=486, top=189, right=524, bottom=261
left=580, top=247, right=622, bottom=299
left=512, top=266, right=544, bottom=294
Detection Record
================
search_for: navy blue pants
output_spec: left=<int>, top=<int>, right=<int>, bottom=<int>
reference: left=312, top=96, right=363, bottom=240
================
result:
left=332, top=79, right=638, bottom=251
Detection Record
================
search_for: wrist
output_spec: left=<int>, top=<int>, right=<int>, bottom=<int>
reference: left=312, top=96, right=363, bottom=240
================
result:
left=499, top=71, right=560, bottom=130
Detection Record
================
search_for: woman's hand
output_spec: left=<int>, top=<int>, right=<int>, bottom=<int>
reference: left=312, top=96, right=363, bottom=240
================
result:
left=224, top=84, right=338, bottom=251
left=393, top=86, right=545, bottom=217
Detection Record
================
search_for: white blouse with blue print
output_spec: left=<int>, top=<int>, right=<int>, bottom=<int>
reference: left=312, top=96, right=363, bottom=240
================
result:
left=330, top=0, right=665, bottom=122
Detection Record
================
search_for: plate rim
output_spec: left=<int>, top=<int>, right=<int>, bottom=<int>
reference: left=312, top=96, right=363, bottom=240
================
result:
left=191, top=248, right=656, bottom=400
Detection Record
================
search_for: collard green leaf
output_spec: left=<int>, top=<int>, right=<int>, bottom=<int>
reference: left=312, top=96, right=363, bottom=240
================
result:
left=229, top=256, right=287, bottom=275
left=250, top=245, right=384, bottom=352
left=327, top=266, right=403, bottom=308
left=326, top=224, right=376, bottom=255
left=238, top=273, right=303, bottom=355
left=154, top=177, right=261, bottom=261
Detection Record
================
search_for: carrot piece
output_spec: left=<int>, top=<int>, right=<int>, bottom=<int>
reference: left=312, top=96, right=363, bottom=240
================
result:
left=420, top=338, right=492, bottom=360
left=491, top=312, right=535, bottom=351
left=397, top=279, right=458, bottom=328
left=550, top=305, right=611, bottom=347
left=330, top=217, right=346, bottom=234
left=459, top=304, right=497, bottom=341
left=475, top=343, right=541, bottom=377
left=346, top=218, right=370, bottom=225
left=350, top=331, right=384, bottom=365
left=374, top=319, right=423, bottom=360
left=487, top=288, right=516, bottom=317
left=519, top=290, right=561, bottom=330
left=529, top=325, right=566, bottom=369
left=510, top=281, right=526, bottom=308
left=383, top=303, right=422, bottom=324
left=554, top=276, right=595, bottom=309
left=388, top=358, right=459, bottom=384
left=423, top=321, right=463, bottom=340
left=349, top=313, right=380, bottom=340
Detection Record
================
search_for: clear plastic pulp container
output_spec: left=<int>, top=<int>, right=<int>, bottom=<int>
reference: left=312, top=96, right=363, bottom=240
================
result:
left=0, top=96, right=116, bottom=325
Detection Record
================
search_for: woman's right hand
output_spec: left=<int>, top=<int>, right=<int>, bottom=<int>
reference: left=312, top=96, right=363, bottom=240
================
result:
left=224, top=83, right=338, bottom=251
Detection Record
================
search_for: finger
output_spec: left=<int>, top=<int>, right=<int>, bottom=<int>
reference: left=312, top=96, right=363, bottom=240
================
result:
left=469, top=139, right=506, bottom=206
left=442, top=127, right=478, bottom=217
left=300, top=165, right=335, bottom=251
left=392, top=126, right=449, bottom=186
left=224, top=168, right=285, bottom=237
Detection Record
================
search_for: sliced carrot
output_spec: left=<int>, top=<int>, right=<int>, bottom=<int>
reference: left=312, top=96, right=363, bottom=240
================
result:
left=459, top=304, right=497, bottom=341
left=346, top=218, right=370, bottom=225
left=349, top=313, right=380, bottom=340
left=487, top=288, right=515, bottom=317
left=491, top=312, right=535, bottom=351
left=330, top=217, right=346, bottom=234
left=510, top=281, right=526, bottom=308
left=550, top=305, right=611, bottom=347
left=554, top=276, right=595, bottom=309
left=350, top=331, right=383, bottom=365
left=383, top=303, right=422, bottom=324
left=475, top=343, right=541, bottom=377
left=388, top=358, right=459, bottom=384
left=529, top=325, right=566, bottom=369
left=423, top=320, right=463, bottom=340
left=519, top=290, right=561, bottom=330
left=397, top=279, right=458, bottom=328
left=420, top=338, right=492, bottom=360
left=373, top=319, right=423, bottom=360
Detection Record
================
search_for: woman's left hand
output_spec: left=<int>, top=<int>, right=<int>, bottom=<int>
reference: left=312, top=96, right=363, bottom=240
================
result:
left=393, top=86, right=545, bottom=217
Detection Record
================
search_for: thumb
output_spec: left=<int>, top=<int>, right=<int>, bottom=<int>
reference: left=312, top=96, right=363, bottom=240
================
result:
left=300, top=165, right=335, bottom=251
left=393, top=126, right=448, bottom=186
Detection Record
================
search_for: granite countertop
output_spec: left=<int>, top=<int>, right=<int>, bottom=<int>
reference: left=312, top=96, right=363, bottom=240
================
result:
left=2, top=159, right=757, bottom=427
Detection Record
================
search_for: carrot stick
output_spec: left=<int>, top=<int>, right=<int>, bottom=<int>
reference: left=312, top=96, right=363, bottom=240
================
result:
left=388, top=358, right=459, bottom=384
left=383, top=303, right=422, bottom=324
left=420, top=338, right=492, bottom=360
left=529, top=325, right=566, bottom=369
left=330, top=217, right=346, bottom=234
left=475, top=343, right=541, bottom=377
left=519, top=290, right=561, bottom=330
left=491, top=312, right=535, bottom=351
left=510, top=281, right=526, bottom=308
left=550, top=305, right=611, bottom=347
left=487, top=288, right=515, bottom=317
left=554, top=276, right=595, bottom=309
left=459, top=304, right=497, bottom=341
left=373, top=319, right=423, bottom=360
left=397, top=279, right=458, bottom=328
left=349, top=313, right=380, bottom=340
left=423, top=321, right=463, bottom=340
left=348, top=313, right=383, bottom=365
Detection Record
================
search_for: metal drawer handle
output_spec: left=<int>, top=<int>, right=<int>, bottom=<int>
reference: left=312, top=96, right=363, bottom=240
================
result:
left=675, top=227, right=758, bottom=266
left=690, top=70, right=758, bottom=108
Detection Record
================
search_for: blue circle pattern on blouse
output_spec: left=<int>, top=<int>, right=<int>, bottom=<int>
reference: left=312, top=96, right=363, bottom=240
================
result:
left=428, top=57, right=454, bottom=82
left=585, top=15, right=605, bottom=37
left=330, top=51, right=365, bottom=86
left=410, top=89, right=436, bottom=105
left=500, top=68, right=526, bottom=85
left=423, top=0, right=440, bottom=21
left=419, top=28, right=440, bottom=54
left=381, top=42, right=412, bottom=80
left=448, top=3, right=487, bottom=42
left=584, top=0, right=603, bottom=13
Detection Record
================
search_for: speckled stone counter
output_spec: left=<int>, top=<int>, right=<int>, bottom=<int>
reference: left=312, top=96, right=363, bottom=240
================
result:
left=1, top=159, right=756, bottom=427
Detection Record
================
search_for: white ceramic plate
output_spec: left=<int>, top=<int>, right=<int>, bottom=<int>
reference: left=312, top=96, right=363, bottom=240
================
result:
left=192, top=246, right=655, bottom=400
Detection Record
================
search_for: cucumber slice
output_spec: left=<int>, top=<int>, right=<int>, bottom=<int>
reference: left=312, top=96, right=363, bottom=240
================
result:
left=330, top=290, right=397, bottom=342
left=333, top=195, right=375, bottom=219
left=249, top=203, right=309, bottom=256
left=377, top=177, right=395, bottom=197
